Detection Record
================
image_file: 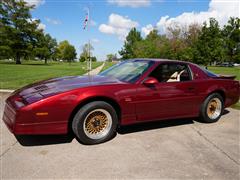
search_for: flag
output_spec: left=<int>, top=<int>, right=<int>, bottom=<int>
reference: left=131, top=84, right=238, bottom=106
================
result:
left=83, top=11, right=89, bottom=30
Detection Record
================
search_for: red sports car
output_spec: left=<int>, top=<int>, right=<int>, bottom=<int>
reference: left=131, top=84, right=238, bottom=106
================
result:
left=3, top=59, right=240, bottom=144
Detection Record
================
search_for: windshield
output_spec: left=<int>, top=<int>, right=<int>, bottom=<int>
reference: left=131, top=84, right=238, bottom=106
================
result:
left=99, top=60, right=154, bottom=83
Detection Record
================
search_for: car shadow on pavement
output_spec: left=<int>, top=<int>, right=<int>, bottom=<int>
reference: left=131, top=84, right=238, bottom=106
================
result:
left=118, top=118, right=194, bottom=135
left=118, top=109, right=230, bottom=135
left=222, top=109, right=230, bottom=115
left=15, top=133, right=75, bottom=146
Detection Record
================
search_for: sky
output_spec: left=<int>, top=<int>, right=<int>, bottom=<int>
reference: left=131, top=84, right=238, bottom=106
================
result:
left=25, top=0, right=239, bottom=61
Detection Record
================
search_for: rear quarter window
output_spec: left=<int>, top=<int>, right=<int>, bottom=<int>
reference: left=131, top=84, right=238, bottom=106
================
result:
left=199, top=66, right=218, bottom=77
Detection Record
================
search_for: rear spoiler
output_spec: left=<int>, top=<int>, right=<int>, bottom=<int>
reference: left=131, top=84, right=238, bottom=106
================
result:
left=215, top=74, right=236, bottom=80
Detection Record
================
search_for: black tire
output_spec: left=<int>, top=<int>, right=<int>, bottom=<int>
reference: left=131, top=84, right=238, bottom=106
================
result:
left=199, top=93, right=224, bottom=123
left=72, top=101, right=118, bottom=145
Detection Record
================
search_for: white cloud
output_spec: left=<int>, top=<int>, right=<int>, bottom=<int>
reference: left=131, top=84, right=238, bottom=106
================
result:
left=45, top=17, right=62, bottom=25
left=108, top=0, right=151, bottom=8
left=99, top=13, right=139, bottom=40
left=141, top=24, right=154, bottom=36
left=27, top=18, right=46, bottom=30
left=109, top=14, right=139, bottom=28
left=142, top=0, right=239, bottom=35
left=24, top=0, right=45, bottom=7
left=38, top=23, right=46, bottom=30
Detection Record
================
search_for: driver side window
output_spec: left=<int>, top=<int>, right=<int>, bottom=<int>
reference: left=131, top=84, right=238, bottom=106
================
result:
left=149, top=63, right=192, bottom=83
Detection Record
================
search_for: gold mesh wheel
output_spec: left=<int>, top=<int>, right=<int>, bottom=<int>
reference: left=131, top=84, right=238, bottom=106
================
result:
left=207, top=98, right=222, bottom=119
left=83, top=109, right=112, bottom=139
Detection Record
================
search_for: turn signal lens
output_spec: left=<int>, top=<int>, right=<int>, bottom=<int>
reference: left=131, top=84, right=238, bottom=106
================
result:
left=36, top=112, right=49, bottom=116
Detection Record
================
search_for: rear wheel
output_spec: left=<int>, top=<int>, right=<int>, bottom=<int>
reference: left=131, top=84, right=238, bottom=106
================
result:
left=72, top=101, right=118, bottom=145
left=200, top=93, right=224, bottom=123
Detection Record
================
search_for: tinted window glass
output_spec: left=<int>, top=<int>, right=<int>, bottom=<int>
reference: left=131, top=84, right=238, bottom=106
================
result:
left=99, top=60, right=154, bottom=83
left=198, top=66, right=218, bottom=77
left=150, top=63, right=191, bottom=82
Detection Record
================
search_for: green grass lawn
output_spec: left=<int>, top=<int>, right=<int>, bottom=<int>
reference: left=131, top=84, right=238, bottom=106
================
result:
left=0, top=60, right=103, bottom=89
left=208, top=66, right=240, bottom=80
left=231, top=102, right=240, bottom=110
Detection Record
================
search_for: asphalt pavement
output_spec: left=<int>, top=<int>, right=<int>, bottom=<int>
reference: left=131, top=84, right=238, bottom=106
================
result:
left=0, top=92, right=239, bottom=179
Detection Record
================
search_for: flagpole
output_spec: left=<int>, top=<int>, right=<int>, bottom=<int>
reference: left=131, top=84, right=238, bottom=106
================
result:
left=88, top=7, right=91, bottom=74
left=83, top=6, right=91, bottom=75
left=88, top=39, right=91, bottom=74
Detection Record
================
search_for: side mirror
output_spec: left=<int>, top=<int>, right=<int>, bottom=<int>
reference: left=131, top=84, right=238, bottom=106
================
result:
left=143, top=77, right=158, bottom=86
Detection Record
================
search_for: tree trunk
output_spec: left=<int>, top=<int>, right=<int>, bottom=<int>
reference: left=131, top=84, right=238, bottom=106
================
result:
left=16, top=52, right=21, bottom=64
left=45, top=58, right=47, bottom=64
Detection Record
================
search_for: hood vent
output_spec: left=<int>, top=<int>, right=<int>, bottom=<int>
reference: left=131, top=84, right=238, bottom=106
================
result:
left=34, top=85, right=49, bottom=91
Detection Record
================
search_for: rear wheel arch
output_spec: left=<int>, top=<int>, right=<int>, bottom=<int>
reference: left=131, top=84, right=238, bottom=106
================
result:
left=68, top=96, right=121, bottom=132
left=206, top=89, right=225, bottom=104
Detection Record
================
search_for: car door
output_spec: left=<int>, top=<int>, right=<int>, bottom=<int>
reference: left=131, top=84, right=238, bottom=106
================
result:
left=135, top=62, right=199, bottom=121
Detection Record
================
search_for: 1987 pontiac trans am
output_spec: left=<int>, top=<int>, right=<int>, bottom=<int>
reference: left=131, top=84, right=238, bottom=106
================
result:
left=3, top=59, right=240, bottom=144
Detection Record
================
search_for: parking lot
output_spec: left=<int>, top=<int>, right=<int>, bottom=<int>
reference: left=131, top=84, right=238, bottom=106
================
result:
left=1, top=92, right=239, bottom=179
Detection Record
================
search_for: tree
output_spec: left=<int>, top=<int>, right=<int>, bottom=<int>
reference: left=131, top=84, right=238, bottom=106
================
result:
left=133, top=30, right=172, bottom=59
left=118, top=17, right=238, bottom=65
left=57, top=40, right=70, bottom=60
left=62, top=45, right=76, bottom=62
left=79, top=43, right=94, bottom=62
left=166, top=23, right=202, bottom=62
left=133, top=39, right=159, bottom=58
left=0, top=46, right=13, bottom=60
left=146, top=29, right=159, bottom=41
left=106, top=54, right=117, bottom=62
left=184, top=23, right=202, bottom=47
left=45, top=34, right=58, bottom=63
left=119, top=28, right=142, bottom=59
left=0, top=0, right=44, bottom=64
left=34, top=33, right=57, bottom=64
left=79, top=56, right=86, bottom=62
left=195, top=18, right=225, bottom=65
left=51, top=47, right=60, bottom=61
left=57, top=40, right=76, bottom=62
left=166, top=24, right=188, bottom=60
left=222, top=17, right=240, bottom=63
left=91, top=56, right=97, bottom=62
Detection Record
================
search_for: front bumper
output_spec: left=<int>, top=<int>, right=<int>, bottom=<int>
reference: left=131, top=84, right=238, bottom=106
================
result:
left=3, top=102, right=16, bottom=133
left=3, top=102, right=68, bottom=135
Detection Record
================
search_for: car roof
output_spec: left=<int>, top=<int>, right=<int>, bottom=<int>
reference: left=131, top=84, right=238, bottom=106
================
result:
left=129, top=58, right=191, bottom=64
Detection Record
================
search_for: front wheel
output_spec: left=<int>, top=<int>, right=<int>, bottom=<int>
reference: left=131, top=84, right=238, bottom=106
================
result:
left=72, top=101, right=118, bottom=145
left=199, top=93, right=224, bottom=123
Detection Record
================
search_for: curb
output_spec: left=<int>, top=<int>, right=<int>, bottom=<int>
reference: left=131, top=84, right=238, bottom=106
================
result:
left=0, top=89, right=14, bottom=93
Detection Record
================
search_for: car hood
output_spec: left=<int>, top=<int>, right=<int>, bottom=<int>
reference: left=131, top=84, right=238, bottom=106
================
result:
left=15, top=75, right=123, bottom=104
